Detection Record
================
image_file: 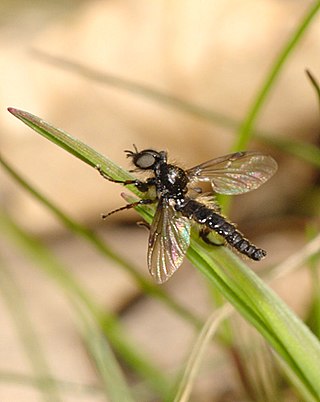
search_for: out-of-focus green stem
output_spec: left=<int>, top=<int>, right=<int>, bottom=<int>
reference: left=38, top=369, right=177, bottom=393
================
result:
left=233, top=2, right=320, bottom=152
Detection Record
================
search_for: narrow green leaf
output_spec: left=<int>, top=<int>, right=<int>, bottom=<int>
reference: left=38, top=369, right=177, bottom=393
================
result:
left=0, top=153, right=201, bottom=329
left=187, top=243, right=320, bottom=400
left=262, top=135, right=320, bottom=168
left=233, top=1, right=320, bottom=151
left=276, top=356, right=319, bottom=402
left=172, top=305, right=232, bottom=402
left=0, top=211, right=171, bottom=398
left=7, top=108, right=320, bottom=399
left=125, top=196, right=320, bottom=400
left=0, top=371, right=103, bottom=397
left=306, top=69, right=320, bottom=112
left=75, top=306, right=135, bottom=402
left=7, top=107, right=133, bottom=184
left=0, top=261, right=62, bottom=402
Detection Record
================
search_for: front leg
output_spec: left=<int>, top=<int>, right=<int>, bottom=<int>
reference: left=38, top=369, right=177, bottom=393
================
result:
left=96, top=165, right=151, bottom=192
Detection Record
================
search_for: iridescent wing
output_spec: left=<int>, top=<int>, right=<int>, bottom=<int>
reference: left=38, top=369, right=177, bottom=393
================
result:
left=148, top=200, right=191, bottom=284
left=187, top=151, right=277, bottom=195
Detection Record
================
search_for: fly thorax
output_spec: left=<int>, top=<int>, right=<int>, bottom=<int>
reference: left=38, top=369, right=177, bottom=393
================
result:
left=155, top=164, right=189, bottom=198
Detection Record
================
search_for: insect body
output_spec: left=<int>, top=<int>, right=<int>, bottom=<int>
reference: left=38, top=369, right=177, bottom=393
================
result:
left=98, top=147, right=277, bottom=284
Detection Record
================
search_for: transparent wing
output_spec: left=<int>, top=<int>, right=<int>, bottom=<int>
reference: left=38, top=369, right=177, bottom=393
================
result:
left=148, top=200, right=191, bottom=284
left=187, top=151, right=277, bottom=195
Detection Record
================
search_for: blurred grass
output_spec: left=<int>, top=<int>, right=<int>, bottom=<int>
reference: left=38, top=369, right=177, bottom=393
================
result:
left=306, top=69, right=320, bottom=111
left=172, top=305, right=232, bottom=402
left=74, top=303, right=135, bottom=402
left=0, top=259, right=62, bottom=402
left=233, top=2, right=320, bottom=151
left=0, top=371, right=103, bottom=398
left=0, top=152, right=201, bottom=330
left=2, top=2, right=320, bottom=400
left=7, top=108, right=320, bottom=401
left=0, top=211, right=171, bottom=400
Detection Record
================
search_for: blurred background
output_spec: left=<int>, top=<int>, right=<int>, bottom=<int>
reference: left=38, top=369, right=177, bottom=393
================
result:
left=0, top=1, right=320, bottom=401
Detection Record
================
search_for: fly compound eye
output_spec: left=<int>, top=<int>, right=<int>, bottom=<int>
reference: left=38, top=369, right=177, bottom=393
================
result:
left=134, top=151, right=157, bottom=169
left=125, top=147, right=164, bottom=170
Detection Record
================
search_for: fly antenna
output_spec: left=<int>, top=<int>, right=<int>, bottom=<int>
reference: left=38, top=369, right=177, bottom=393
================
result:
left=125, top=144, right=139, bottom=158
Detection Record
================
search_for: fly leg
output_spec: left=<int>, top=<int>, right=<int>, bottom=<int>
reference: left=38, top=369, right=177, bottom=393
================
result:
left=200, top=227, right=224, bottom=246
left=96, top=165, right=152, bottom=192
left=102, top=199, right=155, bottom=219
left=137, top=221, right=150, bottom=230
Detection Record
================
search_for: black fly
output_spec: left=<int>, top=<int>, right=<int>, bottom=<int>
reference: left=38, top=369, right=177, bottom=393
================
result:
left=98, top=146, right=277, bottom=283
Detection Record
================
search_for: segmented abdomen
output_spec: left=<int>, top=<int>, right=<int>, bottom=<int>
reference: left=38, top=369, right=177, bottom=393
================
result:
left=177, top=199, right=266, bottom=261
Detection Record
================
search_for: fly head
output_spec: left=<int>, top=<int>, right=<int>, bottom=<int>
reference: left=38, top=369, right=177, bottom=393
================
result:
left=125, top=146, right=167, bottom=171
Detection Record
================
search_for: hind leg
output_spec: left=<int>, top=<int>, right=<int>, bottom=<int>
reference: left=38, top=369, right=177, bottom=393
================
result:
left=200, top=227, right=224, bottom=246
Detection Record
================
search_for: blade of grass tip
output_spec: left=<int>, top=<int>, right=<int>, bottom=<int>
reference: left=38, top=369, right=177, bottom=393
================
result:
left=306, top=69, right=320, bottom=112
left=12, top=106, right=319, bottom=333
left=0, top=154, right=201, bottom=329
left=8, top=105, right=320, bottom=211
left=7, top=107, right=135, bottom=186
left=8, top=108, right=320, bottom=395
left=74, top=303, right=135, bottom=402
left=7, top=106, right=320, bottom=238
left=233, top=1, right=320, bottom=152
left=0, top=370, right=104, bottom=398
left=30, top=52, right=320, bottom=170
left=0, top=211, right=171, bottom=398
left=172, top=305, right=233, bottom=402
left=0, top=259, right=62, bottom=402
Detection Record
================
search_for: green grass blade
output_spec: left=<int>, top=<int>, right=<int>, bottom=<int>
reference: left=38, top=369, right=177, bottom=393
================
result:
left=0, top=153, right=201, bottom=329
left=0, top=370, right=103, bottom=397
left=128, top=197, right=320, bottom=400
left=75, top=305, right=135, bottom=402
left=306, top=69, right=320, bottom=111
left=172, top=305, right=232, bottom=402
left=7, top=107, right=132, bottom=184
left=0, top=211, right=171, bottom=398
left=0, top=261, right=62, bottom=402
left=233, top=1, right=320, bottom=151
left=276, top=356, right=319, bottom=402
left=262, top=135, right=320, bottom=168
left=266, top=232, right=320, bottom=282
left=187, top=243, right=320, bottom=400
left=171, top=228, right=320, bottom=402
left=7, top=108, right=320, bottom=398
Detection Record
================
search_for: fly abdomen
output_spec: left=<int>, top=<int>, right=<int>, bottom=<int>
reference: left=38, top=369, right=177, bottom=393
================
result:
left=205, top=213, right=266, bottom=261
left=177, top=199, right=266, bottom=261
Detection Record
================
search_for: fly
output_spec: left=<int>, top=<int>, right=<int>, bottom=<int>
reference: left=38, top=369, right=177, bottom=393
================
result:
left=98, top=146, right=277, bottom=284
